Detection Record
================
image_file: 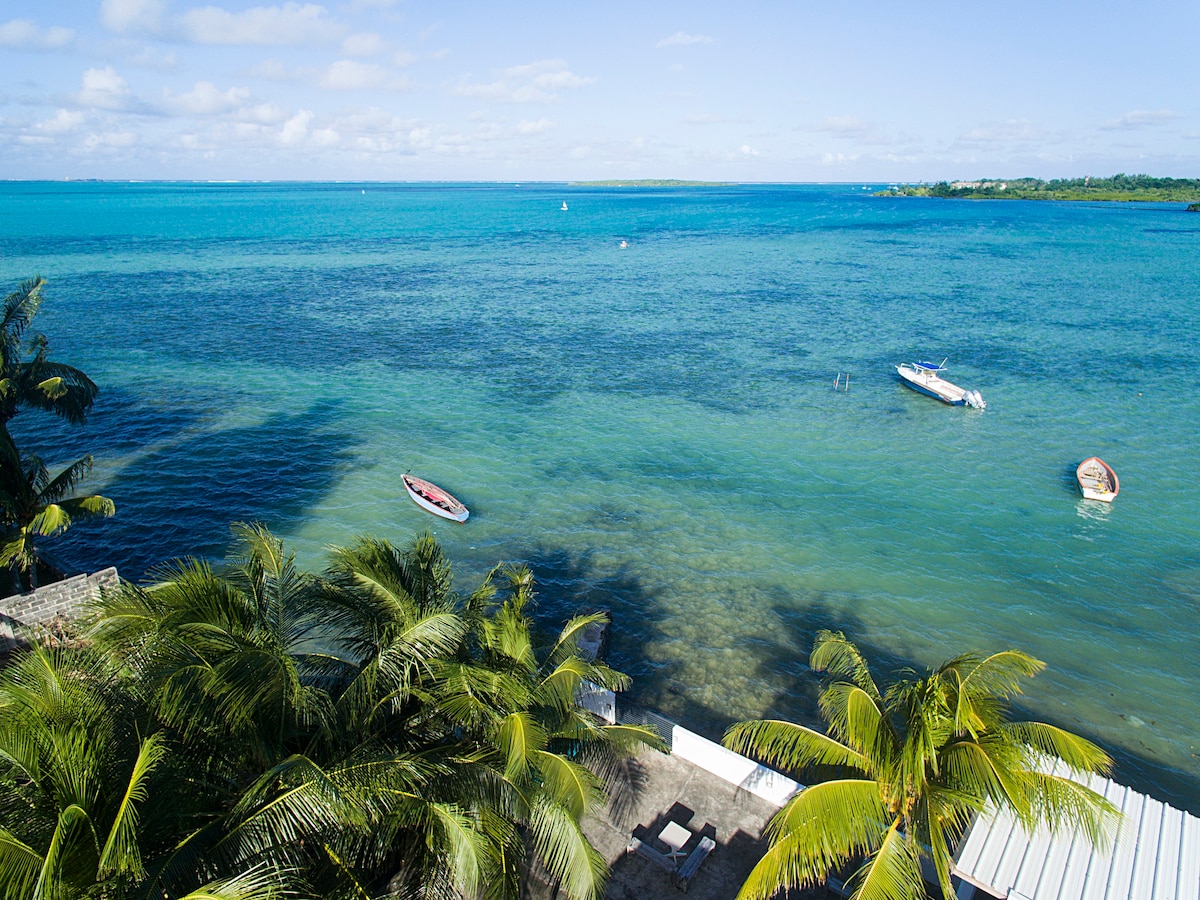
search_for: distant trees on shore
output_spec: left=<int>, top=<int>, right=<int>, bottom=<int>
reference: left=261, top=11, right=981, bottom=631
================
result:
left=879, top=173, right=1200, bottom=202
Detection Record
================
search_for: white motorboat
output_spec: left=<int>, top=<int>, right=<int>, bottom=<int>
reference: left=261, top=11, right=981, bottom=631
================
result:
left=896, top=359, right=985, bottom=409
left=402, top=473, right=469, bottom=522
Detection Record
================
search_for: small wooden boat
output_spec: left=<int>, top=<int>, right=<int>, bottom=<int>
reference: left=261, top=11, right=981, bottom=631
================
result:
left=402, top=474, right=469, bottom=522
left=1077, top=457, right=1119, bottom=502
left=896, top=359, right=986, bottom=409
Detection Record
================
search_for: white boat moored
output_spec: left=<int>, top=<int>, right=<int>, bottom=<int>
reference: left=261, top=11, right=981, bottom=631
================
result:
left=402, top=473, right=469, bottom=522
left=1077, top=457, right=1119, bottom=502
left=895, top=359, right=985, bottom=409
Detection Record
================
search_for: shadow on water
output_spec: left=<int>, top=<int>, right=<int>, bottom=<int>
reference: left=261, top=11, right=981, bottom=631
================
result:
left=512, top=545, right=1200, bottom=814
left=44, top=398, right=361, bottom=581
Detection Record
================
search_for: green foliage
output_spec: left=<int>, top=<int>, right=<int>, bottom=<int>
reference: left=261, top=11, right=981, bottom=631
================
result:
left=878, top=173, right=1200, bottom=202
left=723, top=630, right=1119, bottom=900
left=0, top=430, right=115, bottom=591
left=0, top=525, right=658, bottom=900
left=0, top=276, right=97, bottom=429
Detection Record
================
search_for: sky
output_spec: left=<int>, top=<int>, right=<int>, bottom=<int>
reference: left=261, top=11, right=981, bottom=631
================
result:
left=1, top=0, right=1198, bottom=182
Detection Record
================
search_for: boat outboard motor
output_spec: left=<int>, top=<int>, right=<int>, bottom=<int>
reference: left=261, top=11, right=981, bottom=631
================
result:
left=965, top=390, right=986, bottom=410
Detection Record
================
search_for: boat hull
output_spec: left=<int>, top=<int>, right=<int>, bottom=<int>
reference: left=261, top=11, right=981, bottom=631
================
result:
left=895, top=364, right=980, bottom=406
left=402, top=474, right=469, bottom=522
left=1077, top=457, right=1119, bottom=503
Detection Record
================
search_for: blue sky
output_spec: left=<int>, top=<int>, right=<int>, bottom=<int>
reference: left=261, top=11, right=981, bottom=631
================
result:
left=1, top=0, right=1197, bottom=181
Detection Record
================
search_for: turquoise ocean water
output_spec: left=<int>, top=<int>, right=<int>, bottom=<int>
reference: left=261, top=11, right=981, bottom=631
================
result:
left=4, top=182, right=1200, bottom=810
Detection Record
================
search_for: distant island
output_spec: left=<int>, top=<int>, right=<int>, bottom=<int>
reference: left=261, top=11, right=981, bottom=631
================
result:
left=877, top=174, right=1200, bottom=203
left=569, top=179, right=732, bottom=187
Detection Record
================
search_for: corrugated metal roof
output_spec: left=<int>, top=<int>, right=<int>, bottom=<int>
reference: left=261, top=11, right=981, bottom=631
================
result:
left=953, top=766, right=1200, bottom=900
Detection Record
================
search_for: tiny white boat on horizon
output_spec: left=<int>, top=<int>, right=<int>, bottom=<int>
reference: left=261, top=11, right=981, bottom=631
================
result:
left=1077, top=457, right=1119, bottom=502
left=896, top=359, right=986, bottom=409
left=561, top=201, right=568, bottom=211
left=402, top=473, right=469, bottom=523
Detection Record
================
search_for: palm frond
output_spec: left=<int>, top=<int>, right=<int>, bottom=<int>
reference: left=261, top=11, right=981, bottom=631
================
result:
left=0, top=829, right=45, bottom=900
left=528, top=798, right=606, bottom=900
left=844, top=819, right=924, bottom=900
left=174, top=863, right=295, bottom=900
left=818, top=682, right=894, bottom=767
left=531, top=751, right=604, bottom=820
left=1003, top=721, right=1112, bottom=775
left=497, top=712, right=548, bottom=782
left=723, top=719, right=869, bottom=773
left=97, top=732, right=167, bottom=879
left=763, top=778, right=890, bottom=850
left=810, top=631, right=884, bottom=705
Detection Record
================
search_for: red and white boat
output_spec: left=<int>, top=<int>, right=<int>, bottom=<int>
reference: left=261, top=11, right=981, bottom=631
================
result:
left=402, top=473, right=469, bottom=522
left=1076, top=457, right=1119, bottom=503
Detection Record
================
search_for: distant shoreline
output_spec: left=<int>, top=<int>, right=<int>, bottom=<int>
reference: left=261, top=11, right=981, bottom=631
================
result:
left=878, top=174, right=1200, bottom=204
left=568, top=179, right=734, bottom=187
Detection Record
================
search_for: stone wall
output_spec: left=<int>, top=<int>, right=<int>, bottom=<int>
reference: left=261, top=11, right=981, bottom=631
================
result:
left=0, top=568, right=119, bottom=653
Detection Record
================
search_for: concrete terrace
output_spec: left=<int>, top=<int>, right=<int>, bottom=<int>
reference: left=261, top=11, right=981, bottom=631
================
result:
left=524, top=723, right=829, bottom=900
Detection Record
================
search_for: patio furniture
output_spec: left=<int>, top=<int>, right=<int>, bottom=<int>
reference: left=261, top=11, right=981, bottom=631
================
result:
left=676, top=836, right=717, bottom=893
left=658, top=821, right=692, bottom=864
left=627, top=836, right=678, bottom=874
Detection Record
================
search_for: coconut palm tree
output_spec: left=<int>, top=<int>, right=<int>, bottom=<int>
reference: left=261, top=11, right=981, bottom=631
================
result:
left=86, top=526, right=657, bottom=900
left=0, top=430, right=115, bottom=591
left=86, top=524, right=494, bottom=900
left=321, top=535, right=662, bottom=900
left=722, top=630, right=1118, bottom=900
left=0, top=640, right=299, bottom=900
left=0, top=276, right=97, bottom=431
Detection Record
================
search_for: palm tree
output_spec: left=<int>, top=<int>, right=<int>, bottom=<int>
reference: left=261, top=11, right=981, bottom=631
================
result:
left=0, top=430, right=115, bottom=591
left=0, top=276, right=97, bottom=430
left=86, top=526, right=658, bottom=900
left=722, top=630, right=1118, bottom=900
left=322, top=535, right=662, bottom=900
left=0, top=640, right=304, bottom=900
left=425, top=562, right=661, bottom=900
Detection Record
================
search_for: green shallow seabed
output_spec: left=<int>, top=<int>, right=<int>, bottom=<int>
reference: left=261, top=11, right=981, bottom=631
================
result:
left=4, top=181, right=1200, bottom=810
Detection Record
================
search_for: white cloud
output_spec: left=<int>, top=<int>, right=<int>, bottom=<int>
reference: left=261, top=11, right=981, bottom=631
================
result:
left=100, top=0, right=166, bottom=34
left=77, top=67, right=135, bottom=111
left=182, top=3, right=342, bottom=46
left=83, top=130, right=138, bottom=150
left=164, top=81, right=251, bottom=115
left=656, top=31, right=713, bottom=48
left=249, top=59, right=301, bottom=80
left=516, top=118, right=552, bottom=135
left=1100, top=110, right=1179, bottom=131
left=0, top=19, right=74, bottom=48
left=741, top=144, right=759, bottom=156
left=393, top=49, right=417, bottom=67
left=817, top=115, right=874, bottom=139
left=311, top=127, right=339, bottom=146
left=279, top=109, right=312, bottom=144
left=125, top=46, right=178, bottom=70
left=319, top=59, right=389, bottom=90
left=237, top=103, right=289, bottom=124
left=684, top=113, right=745, bottom=125
left=36, top=109, right=86, bottom=134
left=454, top=59, right=595, bottom=103
left=342, top=32, right=384, bottom=56
left=959, top=119, right=1039, bottom=143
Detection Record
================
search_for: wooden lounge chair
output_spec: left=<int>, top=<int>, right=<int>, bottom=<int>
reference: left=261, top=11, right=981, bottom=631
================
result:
left=626, top=836, right=678, bottom=874
left=675, top=836, right=716, bottom=892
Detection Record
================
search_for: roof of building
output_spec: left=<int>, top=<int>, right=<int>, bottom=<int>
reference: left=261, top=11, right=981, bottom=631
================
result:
left=953, top=765, right=1200, bottom=900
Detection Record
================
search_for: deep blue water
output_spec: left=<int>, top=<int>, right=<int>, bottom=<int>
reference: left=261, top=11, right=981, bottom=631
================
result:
left=4, top=181, right=1200, bottom=810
